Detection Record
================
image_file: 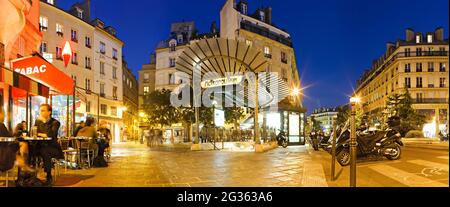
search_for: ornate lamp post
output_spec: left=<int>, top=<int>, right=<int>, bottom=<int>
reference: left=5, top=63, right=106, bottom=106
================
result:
left=349, top=96, right=361, bottom=187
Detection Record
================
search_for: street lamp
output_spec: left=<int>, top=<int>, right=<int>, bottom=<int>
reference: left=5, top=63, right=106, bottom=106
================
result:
left=349, top=95, right=361, bottom=187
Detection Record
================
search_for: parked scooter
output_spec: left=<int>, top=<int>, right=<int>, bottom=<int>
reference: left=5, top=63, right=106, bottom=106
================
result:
left=277, top=130, right=289, bottom=148
left=334, top=116, right=403, bottom=166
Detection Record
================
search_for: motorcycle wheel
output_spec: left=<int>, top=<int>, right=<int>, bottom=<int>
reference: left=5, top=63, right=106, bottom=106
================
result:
left=282, top=141, right=288, bottom=148
left=337, top=149, right=351, bottom=166
left=385, top=144, right=401, bottom=160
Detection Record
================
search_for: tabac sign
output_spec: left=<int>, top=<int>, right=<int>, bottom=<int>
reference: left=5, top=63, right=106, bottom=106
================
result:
left=200, top=75, right=244, bottom=89
left=10, top=55, right=74, bottom=95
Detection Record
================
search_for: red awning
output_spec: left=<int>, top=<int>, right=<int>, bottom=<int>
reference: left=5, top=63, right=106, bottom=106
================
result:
left=10, top=54, right=74, bottom=95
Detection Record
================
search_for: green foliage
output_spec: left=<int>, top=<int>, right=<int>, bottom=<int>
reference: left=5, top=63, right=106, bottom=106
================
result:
left=385, top=88, right=426, bottom=136
left=142, top=89, right=179, bottom=128
left=311, top=116, right=322, bottom=132
left=225, top=107, right=244, bottom=128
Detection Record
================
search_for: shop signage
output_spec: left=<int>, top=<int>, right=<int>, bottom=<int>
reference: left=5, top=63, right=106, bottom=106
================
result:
left=14, top=64, right=47, bottom=75
left=201, top=75, right=243, bottom=88
left=43, top=52, right=53, bottom=63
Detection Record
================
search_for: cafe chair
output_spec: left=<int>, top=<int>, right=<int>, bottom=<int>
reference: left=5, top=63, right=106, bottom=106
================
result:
left=0, top=170, right=11, bottom=187
left=76, top=139, right=95, bottom=168
left=58, top=138, right=78, bottom=172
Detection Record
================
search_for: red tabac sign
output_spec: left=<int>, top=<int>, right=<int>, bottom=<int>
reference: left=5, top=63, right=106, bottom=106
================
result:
left=10, top=55, right=74, bottom=95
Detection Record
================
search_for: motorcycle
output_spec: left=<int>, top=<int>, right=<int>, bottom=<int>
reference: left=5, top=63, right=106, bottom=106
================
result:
left=277, top=130, right=289, bottom=148
left=310, top=131, right=319, bottom=151
left=334, top=116, right=403, bottom=166
left=319, top=134, right=331, bottom=150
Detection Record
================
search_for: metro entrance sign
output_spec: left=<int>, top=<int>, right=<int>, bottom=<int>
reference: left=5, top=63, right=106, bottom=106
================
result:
left=200, top=75, right=243, bottom=89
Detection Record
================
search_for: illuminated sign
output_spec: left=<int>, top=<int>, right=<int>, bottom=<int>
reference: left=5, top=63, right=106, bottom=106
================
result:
left=43, top=53, right=53, bottom=63
left=201, top=75, right=243, bottom=88
left=214, top=108, right=225, bottom=127
left=14, top=64, right=47, bottom=75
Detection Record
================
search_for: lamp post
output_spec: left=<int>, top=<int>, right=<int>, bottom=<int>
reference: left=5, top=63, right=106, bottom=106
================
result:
left=349, top=96, right=361, bottom=187
left=139, top=112, right=146, bottom=144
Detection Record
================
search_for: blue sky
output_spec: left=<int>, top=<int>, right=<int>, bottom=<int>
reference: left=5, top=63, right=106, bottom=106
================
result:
left=57, top=0, right=449, bottom=113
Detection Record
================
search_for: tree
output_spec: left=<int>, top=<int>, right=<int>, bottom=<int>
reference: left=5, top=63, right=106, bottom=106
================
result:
left=385, top=89, right=426, bottom=136
left=336, top=104, right=364, bottom=130
left=310, top=116, right=322, bottom=132
left=225, top=107, right=244, bottom=129
left=142, top=89, right=179, bottom=128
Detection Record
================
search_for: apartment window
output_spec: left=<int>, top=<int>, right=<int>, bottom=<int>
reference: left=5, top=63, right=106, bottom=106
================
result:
left=177, top=35, right=183, bottom=44
left=100, top=42, right=106, bottom=54
left=101, top=104, right=107, bottom=115
left=85, top=79, right=91, bottom=92
left=56, top=47, right=62, bottom=60
left=404, top=48, right=411, bottom=57
left=100, top=62, right=105, bottom=75
left=169, top=58, right=176, bottom=67
left=39, top=42, right=47, bottom=54
left=405, top=63, right=411, bottom=73
left=428, top=77, right=434, bottom=88
left=415, top=35, right=421, bottom=43
left=77, top=9, right=83, bottom=19
left=281, top=52, right=287, bottom=64
left=242, top=3, right=248, bottom=15
left=427, top=47, right=433, bottom=55
left=169, top=42, right=176, bottom=52
left=113, top=67, right=117, bottom=79
left=100, top=83, right=105, bottom=96
left=39, top=16, right=48, bottom=31
left=259, top=10, right=265, bottom=21
left=111, top=107, right=117, bottom=116
left=428, top=62, right=434, bottom=72
left=427, top=35, right=433, bottom=43
left=56, top=23, right=63, bottom=36
left=416, top=48, right=422, bottom=56
left=169, top=73, right=176, bottom=85
left=440, top=63, right=446, bottom=72
left=391, top=83, right=394, bottom=92
left=143, top=86, right=150, bottom=94
left=86, top=101, right=91, bottom=113
left=71, top=30, right=78, bottom=42
left=85, top=57, right=91, bottom=69
left=144, top=73, right=150, bottom=83
left=85, top=36, right=91, bottom=48
left=416, top=93, right=423, bottom=103
left=112, top=48, right=118, bottom=60
left=71, top=52, right=78, bottom=65
left=264, top=46, right=271, bottom=58
left=416, top=63, right=422, bottom=72
left=440, top=78, right=446, bottom=88
left=113, top=86, right=118, bottom=99
left=416, top=77, right=423, bottom=88
left=439, top=47, right=446, bottom=55
left=405, top=77, right=411, bottom=88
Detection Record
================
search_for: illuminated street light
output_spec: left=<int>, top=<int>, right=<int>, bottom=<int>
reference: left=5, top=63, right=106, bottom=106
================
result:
left=122, top=106, right=128, bottom=112
left=139, top=112, right=146, bottom=118
left=349, top=95, right=361, bottom=187
left=350, top=96, right=361, bottom=104
left=292, top=87, right=300, bottom=96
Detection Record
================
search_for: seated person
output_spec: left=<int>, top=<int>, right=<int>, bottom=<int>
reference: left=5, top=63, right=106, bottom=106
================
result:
left=0, top=110, right=33, bottom=172
left=13, top=121, right=28, bottom=137
left=75, top=117, right=98, bottom=156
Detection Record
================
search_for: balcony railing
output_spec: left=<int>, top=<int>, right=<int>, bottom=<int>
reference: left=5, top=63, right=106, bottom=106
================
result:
left=357, top=50, right=449, bottom=90
left=240, top=20, right=293, bottom=47
left=413, top=98, right=448, bottom=104
left=264, top=53, right=272, bottom=59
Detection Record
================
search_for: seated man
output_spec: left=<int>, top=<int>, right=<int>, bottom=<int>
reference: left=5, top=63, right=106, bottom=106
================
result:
left=0, top=110, right=33, bottom=172
left=34, top=104, right=64, bottom=186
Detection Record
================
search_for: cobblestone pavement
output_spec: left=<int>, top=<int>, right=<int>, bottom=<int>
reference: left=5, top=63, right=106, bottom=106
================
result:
left=53, top=143, right=327, bottom=187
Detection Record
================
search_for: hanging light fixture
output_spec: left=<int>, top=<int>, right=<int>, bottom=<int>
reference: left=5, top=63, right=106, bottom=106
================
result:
left=62, top=41, right=72, bottom=67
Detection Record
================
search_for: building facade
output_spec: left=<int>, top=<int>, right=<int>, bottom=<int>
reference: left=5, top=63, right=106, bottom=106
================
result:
left=39, top=0, right=125, bottom=143
left=309, top=107, right=338, bottom=135
left=138, top=54, right=156, bottom=142
left=122, top=59, right=138, bottom=142
left=356, top=28, right=449, bottom=137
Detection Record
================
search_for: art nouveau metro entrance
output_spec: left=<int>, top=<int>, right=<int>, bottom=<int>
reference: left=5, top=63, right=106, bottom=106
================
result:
left=174, top=38, right=306, bottom=146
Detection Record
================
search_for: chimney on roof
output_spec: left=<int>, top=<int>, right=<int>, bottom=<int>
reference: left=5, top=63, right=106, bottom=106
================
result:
left=435, top=27, right=444, bottom=41
left=405, top=28, right=414, bottom=42
left=265, top=7, right=272, bottom=25
left=386, top=42, right=395, bottom=54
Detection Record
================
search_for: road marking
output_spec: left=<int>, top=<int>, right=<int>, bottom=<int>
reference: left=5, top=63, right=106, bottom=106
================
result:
left=407, top=160, right=449, bottom=172
left=301, top=162, right=328, bottom=187
left=436, top=156, right=449, bottom=160
left=369, top=165, right=447, bottom=187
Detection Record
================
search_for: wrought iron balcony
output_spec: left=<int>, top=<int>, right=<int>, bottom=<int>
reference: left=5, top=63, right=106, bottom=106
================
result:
left=240, top=20, right=293, bottom=47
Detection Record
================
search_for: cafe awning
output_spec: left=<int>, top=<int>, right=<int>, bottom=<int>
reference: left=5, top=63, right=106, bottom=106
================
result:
left=1, top=67, right=50, bottom=97
left=10, top=53, right=74, bottom=95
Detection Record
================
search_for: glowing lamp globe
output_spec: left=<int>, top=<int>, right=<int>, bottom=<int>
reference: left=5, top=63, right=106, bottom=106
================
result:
left=62, top=41, right=72, bottom=67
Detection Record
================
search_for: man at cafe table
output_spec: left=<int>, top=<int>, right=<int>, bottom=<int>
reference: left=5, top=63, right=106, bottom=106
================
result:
left=34, top=104, right=64, bottom=186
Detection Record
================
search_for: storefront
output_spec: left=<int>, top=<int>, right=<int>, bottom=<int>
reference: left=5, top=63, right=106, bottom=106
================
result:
left=1, top=66, right=50, bottom=131
left=8, top=54, right=75, bottom=136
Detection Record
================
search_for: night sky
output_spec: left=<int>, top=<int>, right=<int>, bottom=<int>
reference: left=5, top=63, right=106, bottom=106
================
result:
left=57, top=0, right=449, bottom=114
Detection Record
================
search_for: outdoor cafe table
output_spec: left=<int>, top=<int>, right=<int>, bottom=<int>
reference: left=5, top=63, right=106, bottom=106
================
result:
left=0, top=137, right=16, bottom=142
left=68, top=137, right=93, bottom=168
